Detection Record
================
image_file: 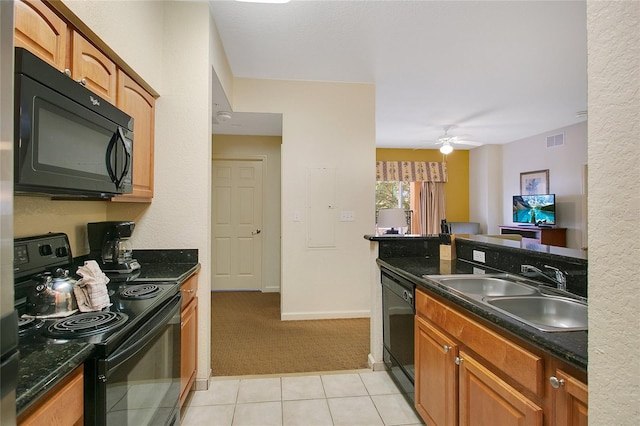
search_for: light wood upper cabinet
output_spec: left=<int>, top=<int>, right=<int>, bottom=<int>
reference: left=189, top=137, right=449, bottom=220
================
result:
left=14, top=0, right=68, bottom=70
left=551, top=370, right=588, bottom=426
left=113, top=70, right=155, bottom=202
left=72, top=32, right=117, bottom=104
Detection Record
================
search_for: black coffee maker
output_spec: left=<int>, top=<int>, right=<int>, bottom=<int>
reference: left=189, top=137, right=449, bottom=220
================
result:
left=87, top=221, right=140, bottom=273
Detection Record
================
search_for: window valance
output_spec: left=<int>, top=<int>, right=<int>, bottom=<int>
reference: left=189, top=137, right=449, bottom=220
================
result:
left=376, top=161, right=448, bottom=182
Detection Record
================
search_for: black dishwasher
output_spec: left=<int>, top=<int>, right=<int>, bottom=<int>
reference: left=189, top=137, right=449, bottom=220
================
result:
left=381, top=269, right=415, bottom=403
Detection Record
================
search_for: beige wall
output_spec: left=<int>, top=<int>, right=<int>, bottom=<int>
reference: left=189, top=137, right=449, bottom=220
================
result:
left=587, top=1, right=639, bottom=423
left=232, top=78, right=376, bottom=320
left=212, top=134, right=282, bottom=292
left=62, top=0, right=214, bottom=386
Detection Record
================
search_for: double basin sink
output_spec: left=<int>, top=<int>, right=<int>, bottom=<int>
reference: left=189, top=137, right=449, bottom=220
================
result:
left=422, top=274, right=588, bottom=332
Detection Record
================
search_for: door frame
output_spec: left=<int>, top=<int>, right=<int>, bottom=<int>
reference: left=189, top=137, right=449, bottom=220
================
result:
left=212, top=155, right=269, bottom=292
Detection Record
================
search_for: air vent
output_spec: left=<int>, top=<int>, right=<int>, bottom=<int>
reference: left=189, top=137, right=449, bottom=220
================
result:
left=546, top=133, right=564, bottom=148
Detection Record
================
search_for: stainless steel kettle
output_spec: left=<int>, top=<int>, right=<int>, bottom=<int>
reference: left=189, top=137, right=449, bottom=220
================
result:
left=27, top=268, right=78, bottom=316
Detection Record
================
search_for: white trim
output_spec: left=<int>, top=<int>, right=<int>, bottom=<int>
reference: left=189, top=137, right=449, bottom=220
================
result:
left=281, top=310, right=370, bottom=321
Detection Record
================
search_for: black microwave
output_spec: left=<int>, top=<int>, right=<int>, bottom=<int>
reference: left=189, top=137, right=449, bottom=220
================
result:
left=14, top=47, right=133, bottom=198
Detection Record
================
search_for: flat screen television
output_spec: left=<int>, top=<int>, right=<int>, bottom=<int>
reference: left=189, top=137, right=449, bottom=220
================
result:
left=513, top=194, right=556, bottom=225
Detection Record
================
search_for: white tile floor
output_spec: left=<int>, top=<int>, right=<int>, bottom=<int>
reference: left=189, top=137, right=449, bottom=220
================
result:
left=181, top=370, right=424, bottom=426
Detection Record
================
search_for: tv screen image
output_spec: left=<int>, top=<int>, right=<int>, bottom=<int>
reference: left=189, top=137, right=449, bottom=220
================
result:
left=513, top=194, right=556, bottom=225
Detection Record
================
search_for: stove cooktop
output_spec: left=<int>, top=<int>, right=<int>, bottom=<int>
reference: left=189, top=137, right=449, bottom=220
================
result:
left=14, top=233, right=181, bottom=356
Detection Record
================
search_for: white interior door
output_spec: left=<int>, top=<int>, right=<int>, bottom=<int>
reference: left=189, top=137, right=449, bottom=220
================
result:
left=212, top=160, right=263, bottom=290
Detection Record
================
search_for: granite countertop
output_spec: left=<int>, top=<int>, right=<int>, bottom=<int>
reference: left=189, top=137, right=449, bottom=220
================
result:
left=16, top=251, right=200, bottom=416
left=378, top=257, right=588, bottom=372
left=16, top=341, right=94, bottom=414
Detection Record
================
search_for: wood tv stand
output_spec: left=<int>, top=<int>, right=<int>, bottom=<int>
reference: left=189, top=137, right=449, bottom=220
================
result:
left=498, top=225, right=567, bottom=247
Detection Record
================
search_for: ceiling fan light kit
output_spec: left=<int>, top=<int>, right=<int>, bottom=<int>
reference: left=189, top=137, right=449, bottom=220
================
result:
left=440, top=142, right=453, bottom=155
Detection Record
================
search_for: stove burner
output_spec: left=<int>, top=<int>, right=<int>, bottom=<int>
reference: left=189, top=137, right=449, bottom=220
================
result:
left=46, top=311, right=128, bottom=338
left=120, top=284, right=161, bottom=300
left=18, top=317, right=44, bottom=336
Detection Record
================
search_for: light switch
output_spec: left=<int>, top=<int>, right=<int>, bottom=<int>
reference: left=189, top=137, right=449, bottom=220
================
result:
left=293, top=211, right=302, bottom=222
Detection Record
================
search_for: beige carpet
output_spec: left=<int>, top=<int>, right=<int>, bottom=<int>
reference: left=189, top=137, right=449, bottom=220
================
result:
left=211, top=291, right=370, bottom=376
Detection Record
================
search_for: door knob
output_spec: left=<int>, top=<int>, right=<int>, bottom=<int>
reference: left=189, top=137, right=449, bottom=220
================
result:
left=251, top=229, right=261, bottom=235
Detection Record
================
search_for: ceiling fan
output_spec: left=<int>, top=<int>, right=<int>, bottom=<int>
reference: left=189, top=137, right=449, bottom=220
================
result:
left=434, top=129, right=482, bottom=154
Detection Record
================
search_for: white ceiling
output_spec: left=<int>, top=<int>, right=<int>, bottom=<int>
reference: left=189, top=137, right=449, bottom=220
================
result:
left=209, top=0, right=587, bottom=149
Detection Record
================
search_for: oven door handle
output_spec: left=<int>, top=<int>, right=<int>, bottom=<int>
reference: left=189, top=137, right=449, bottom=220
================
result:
left=104, top=294, right=181, bottom=374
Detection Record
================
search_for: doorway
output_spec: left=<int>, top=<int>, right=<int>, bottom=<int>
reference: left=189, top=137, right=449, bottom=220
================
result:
left=212, top=159, right=264, bottom=291
left=211, top=134, right=282, bottom=292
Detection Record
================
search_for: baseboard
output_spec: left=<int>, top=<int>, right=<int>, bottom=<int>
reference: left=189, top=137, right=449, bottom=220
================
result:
left=368, top=353, right=386, bottom=371
left=194, top=368, right=212, bottom=391
left=281, top=309, right=370, bottom=321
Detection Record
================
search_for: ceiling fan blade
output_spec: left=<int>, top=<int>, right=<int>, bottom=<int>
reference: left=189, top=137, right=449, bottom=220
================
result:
left=452, top=140, right=483, bottom=146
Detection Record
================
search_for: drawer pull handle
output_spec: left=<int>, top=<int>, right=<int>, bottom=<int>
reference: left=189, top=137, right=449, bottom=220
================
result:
left=182, top=289, right=195, bottom=294
left=443, top=345, right=451, bottom=353
left=550, top=376, right=565, bottom=389
left=455, top=356, right=463, bottom=365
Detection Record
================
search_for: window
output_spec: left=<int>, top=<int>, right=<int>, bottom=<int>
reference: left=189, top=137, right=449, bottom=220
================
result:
left=376, top=181, right=411, bottom=211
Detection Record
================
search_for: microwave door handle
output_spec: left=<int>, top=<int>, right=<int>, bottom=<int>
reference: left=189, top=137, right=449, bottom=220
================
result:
left=115, top=127, right=131, bottom=189
left=105, top=131, right=118, bottom=186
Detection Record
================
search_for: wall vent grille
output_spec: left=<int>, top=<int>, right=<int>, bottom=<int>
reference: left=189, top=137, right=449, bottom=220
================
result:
left=546, top=133, right=565, bottom=148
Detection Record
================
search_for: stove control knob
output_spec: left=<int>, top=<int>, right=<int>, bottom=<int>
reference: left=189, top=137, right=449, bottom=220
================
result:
left=55, top=246, right=68, bottom=258
left=39, top=244, right=52, bottom=256
left=98, top=374, right=107, bottom=383
left=35, top=283, right=46, bottom=292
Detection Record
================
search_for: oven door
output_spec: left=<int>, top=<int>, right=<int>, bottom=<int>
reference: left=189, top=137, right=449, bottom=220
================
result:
left=87, top=294, right=181, bottom=426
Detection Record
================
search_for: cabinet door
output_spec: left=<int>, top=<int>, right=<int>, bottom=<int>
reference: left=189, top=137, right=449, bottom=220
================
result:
left=552, top=370, right=588, bottom=426
left=113, top=70, right=155, bottom=202
left=458, top=350, right=542, bottom=426
left=72, top=31, right=117, bottom=104
left=180, top=297, right=198, bottom=407
left=14, top=0, right=68, bottom=70
left=415, top=315, right=458, bottom=426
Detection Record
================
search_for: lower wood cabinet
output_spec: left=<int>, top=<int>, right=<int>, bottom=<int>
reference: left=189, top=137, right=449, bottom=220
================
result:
left=415, top=315, right=458, bottom=426
left=17, top=365, right=83, bottom=426
left=458, top=350, right=542, bottom=426
left=180, top=273, right=198, bottom=408
left=414, top=288, right=587, bottom=426
left=551, top=369, right=588, bottom=426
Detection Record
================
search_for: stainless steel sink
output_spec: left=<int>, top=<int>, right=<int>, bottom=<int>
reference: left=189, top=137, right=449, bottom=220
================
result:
left=435, top=276, right=539, bottom=297
left=484, top=296, right=588, bottom=332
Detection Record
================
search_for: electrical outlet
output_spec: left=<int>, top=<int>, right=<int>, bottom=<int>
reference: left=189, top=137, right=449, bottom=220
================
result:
left=472, top=250, right=486, bottom=263
left=340, top=211, right=356, bottom=222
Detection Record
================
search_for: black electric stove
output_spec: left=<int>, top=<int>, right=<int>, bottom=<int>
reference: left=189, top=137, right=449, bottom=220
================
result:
left=14, top=233, right=182, bottom=426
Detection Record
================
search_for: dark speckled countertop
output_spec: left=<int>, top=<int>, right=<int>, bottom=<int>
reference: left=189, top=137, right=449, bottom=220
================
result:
left=16, top=249, right=200, bottom=416
left=16, top=342, right=94, bottom=414
left=378, top=257, right=587, bottom=372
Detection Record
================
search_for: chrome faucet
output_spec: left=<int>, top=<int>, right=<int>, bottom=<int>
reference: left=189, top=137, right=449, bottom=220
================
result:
left=520, top=264, right=567, bottom=291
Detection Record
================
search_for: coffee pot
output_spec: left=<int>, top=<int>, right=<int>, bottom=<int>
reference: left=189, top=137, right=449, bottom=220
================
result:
left=87, top=221, right=140, bottom=273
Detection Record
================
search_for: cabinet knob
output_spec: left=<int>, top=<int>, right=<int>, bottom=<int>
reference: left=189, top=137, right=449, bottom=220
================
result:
left=455, top=356, right=463, bottom=365
left=549, top=376, right=565, bottom=389
left=181, top=289, right=195, bottom=294
left=443, top=345, right=451, bottom=353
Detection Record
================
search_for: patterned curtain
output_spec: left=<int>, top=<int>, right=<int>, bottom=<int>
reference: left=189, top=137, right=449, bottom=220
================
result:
left=376, top=161, right=447, bottom=182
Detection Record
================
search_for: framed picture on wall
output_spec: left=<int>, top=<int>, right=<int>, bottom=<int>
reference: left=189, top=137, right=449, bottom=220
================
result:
left=520, top=169, right=549, bottom=195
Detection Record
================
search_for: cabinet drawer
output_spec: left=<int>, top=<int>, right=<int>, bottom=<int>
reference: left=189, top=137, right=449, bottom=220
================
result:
left=416, top=290, right=543, bottom=396
left=180, top=273, right=198, bottom=309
